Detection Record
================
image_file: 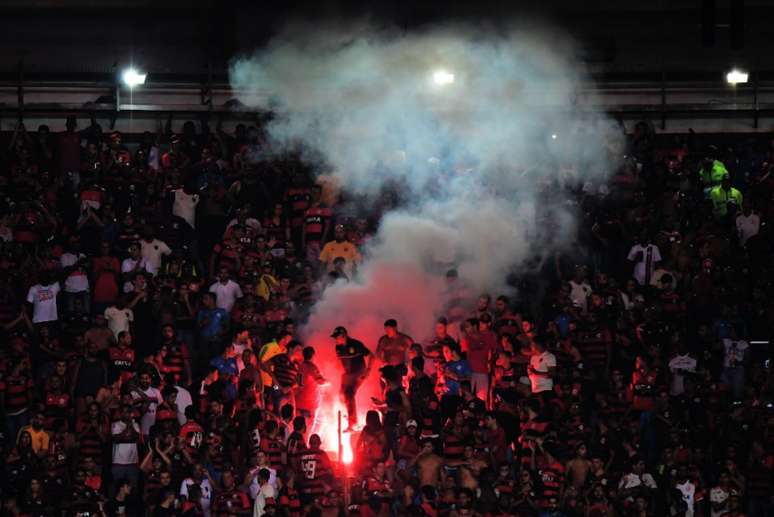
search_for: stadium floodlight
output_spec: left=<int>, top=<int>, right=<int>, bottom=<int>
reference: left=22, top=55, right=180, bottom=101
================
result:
left=121, top=68, right=147, bottom=88
left=726, top=69, right=748, bottom=85
left=432, top=69, right=455, bottom=86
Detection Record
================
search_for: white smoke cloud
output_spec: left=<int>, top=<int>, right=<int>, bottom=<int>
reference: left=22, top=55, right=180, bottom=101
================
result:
left=230, top=19, right=622, bottom=428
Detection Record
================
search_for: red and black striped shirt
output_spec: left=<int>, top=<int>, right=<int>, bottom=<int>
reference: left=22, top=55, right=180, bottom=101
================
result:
left=298, top=449, right=332, bottom=500
left=279, top=486, right=302, bottom=517
left=270, top=354, right=299, bottom=389
left=0, top=374, right=33, bottom=415
left=537, top=459, right=564, bottom=503
left=162, top=343, right=189, bottom=383
left=303, top=205, right=332, bottom=243
left=285, top=187, right=312, bottom=228
left=260, top=437, right=283, bottom=469
left=575, top=328, right=612, bottom=371
left=76, top=416, right=108, bottom=465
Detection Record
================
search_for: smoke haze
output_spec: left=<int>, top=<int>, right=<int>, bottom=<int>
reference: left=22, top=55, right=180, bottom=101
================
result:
left=230, top=19, right=622, bottom=429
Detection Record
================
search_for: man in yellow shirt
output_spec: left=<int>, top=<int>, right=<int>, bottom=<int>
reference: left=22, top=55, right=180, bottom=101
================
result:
left=19, top=411, right=49, bottom=456
left=319, top=225, right=362, bottom=276
left=258, top=332, right=292, bottom=412
left=709, top=178, right=743, bottom=218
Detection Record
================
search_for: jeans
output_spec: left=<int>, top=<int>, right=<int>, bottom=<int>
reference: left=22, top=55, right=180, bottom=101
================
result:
left=177, top=328, right=196, bottom=349
left=111, top=464, right=140, bottom=494
left=4, top=411, right=29, bottom=449
left=722, top=367, right=745, bottom=400
left=639, top=411, right=657, bottom=465
left=341, top=371, right=366, bottom=427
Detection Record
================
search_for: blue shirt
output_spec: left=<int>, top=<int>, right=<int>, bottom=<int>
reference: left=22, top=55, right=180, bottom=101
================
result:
left=443, top=359, right=472, bottom=396
left=209, top=356, right=238, bottom=376
left=197, top=308, right=228, bottom=338
left=554, top=313, right=571, bottom=338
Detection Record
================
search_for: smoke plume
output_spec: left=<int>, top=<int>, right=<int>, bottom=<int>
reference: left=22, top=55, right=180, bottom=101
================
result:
left=230, top=19, right=622, bottom=433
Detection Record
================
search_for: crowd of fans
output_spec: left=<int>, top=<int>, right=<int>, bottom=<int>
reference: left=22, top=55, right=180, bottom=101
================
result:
left=0, top=114, right=771, bottom=517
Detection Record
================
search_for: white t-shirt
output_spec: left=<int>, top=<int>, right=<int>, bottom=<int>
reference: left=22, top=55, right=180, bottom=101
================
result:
left=209, top=280, right=243, bottom=313
left=180, top=478, right=212, bottom=515
left=668, top=354, right=697, bottom=396
left=140, top=239, right=172, bottom=276
left=60, top=251, right=85, bottom=268
left=111, top=420, right=140, bottom=465
left=132, top=386, right=163, bottom=436
left=26, top=283, right=60, bottom=323
left=528, top=350, right=556, bottom=393
left=709, top=486, right=732, bottom=517
left=174, top=385, right=193, bottom=426
left=722, top=339, right=749, bottom=368
left=568, top=280, right=592, bottom=313
left=104, top=306, right=134, bottom=338
left=736, top=213, right=760, bottom=246
left=147, top=145, right=160, bottom=171
left=173, top=189, right=199, bottom=229
left=675, top=480, right=696, bottom=517
left=619, top=472, right=657, bottom=490
left=61, top=254, right=90, bottom=293
left=248, top=467, right=278, bottom=499
left=651, top=268, right=678, bottom=290
left=253, top=482, right=277, bottom=517
left=121, top=257, right=151, bottom=275
left=627, top=244, right=662, bottom=286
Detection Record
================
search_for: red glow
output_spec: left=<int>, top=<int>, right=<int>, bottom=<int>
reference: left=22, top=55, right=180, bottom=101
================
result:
left=316, top=399, right=354, bottom=465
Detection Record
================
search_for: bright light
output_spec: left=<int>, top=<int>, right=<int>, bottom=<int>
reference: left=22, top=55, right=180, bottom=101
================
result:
left=122, top=68, right=147, bottom=88
left=319, top=400, right=354, bottom=465
left=551, top=134, right=558, bottom=140
left=342, top=436, right=353, bottom=464
left=432, top=69, right=455, bottom=86
left=726, top=69, right=749, bottom=85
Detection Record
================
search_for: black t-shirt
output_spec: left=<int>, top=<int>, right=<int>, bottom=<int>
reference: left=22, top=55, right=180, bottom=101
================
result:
left=105, top=496, right=138, bottom=517
left=336, top=338, right=371, bottom=374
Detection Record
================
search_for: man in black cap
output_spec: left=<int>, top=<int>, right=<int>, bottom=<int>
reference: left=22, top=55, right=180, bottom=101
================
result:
left=375, top=319, right=414, bottom=367
left=332, top=326, right=372, bottom=431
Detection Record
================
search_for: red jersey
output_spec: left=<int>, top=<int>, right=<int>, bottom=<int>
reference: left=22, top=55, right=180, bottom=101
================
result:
left=161, top=342, right=189, bottom=383
left=260, top=437, right=283, bottom=469
left=278, top=486, right=301, bottom=517
left=179, top=421, right=204, bottom=453
left=212, top=241, right=241, bottom=272
left=302, top=204, right=332, bottom=243
left=294, top=360, right=326, bottom=411
left=92, top=256, right=120, bottom=303
left=298, top=449, right=333, bottom=500
left=631, top=370, right=658, bottom=412
left=44, top=392, right=71, bottom=429
left=537, top=459, right=565, bottom=503
left=0, top=374, right=33, bottom=415
left=285, top=187, right=312, bottom=228
left=463, top=332, right=493, bottom=374
left=108, top=346, right=135, bottom=381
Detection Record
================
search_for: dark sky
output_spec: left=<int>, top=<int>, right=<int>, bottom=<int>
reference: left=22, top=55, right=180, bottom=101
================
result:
left=0, top=1, right=767, bottom=81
